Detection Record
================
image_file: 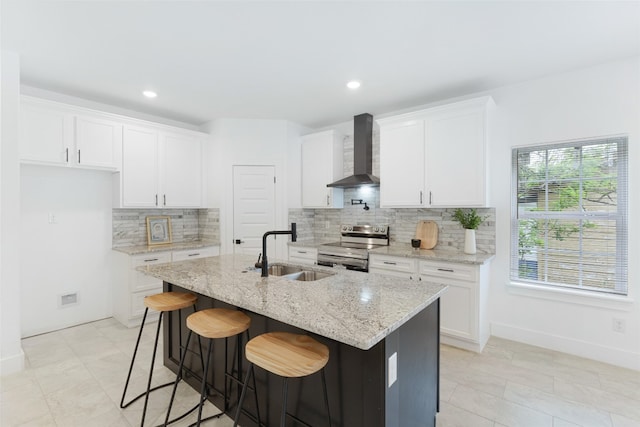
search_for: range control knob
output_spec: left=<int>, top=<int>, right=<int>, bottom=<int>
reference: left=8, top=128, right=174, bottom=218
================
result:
left=348, top=226, right=353, bottom=232
left=379, top=226, right=386, bottom=233
left=374, top=227, right=379, bottom=232
left=342, top=225, right=348, bottom=232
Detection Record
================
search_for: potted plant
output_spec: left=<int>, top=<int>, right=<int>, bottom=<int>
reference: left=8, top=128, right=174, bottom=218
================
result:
left=451, top=208, right=487, bottom=254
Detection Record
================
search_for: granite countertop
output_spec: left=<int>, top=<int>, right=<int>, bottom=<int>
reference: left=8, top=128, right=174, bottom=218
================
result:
left=370, top=244, right=495, bottom=265
left=113, top=240, right=220, bottom=255
left=139, top=254, right=447, bottom=350
left=290, top=240, right=494, bottom=265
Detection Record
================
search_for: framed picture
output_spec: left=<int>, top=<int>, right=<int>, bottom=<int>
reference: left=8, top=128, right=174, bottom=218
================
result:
left=146, top=216, right=172, bottom=245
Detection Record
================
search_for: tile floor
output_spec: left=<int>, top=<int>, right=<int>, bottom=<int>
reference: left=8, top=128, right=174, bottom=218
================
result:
left=1, top=317, right=639, bottom=427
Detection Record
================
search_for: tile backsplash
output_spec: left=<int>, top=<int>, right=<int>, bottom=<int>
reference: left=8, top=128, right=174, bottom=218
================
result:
left=112, top=208, right=219, bottom=247
left=289, top=202, right=495, bottom=254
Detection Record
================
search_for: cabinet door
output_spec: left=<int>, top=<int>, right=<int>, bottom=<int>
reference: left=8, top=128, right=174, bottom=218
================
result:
left=425, top=108, right=485, bottom=206
left=162, top=132, right=203, bottom=208
left=437, top=279, right=477, bottom=341
left=301, top=132, right=343, bottom=208
left=75, top=115, right=121, bottom=170
left=122, top=125, right=159, bottom=207
left=379, top=120, right=425, bottom=207
left=20, top=101, right=72, bottom=165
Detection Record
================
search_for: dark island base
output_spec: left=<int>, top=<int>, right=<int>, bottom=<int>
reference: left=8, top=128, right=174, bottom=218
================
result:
left=163, top=282, right=440, bottom=427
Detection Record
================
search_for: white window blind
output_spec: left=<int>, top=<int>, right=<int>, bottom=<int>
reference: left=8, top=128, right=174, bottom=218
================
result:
left=511, top=137, right=628, bottom=295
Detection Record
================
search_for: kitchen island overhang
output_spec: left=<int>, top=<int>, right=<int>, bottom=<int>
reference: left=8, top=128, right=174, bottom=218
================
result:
left=140, top=254, right=447, bottom=427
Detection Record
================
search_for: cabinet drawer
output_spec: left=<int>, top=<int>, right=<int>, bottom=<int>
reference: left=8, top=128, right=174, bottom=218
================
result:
left=172, top=246, right=219, bottom=262
left=288, top=247, right=317, bottom=261
left=369, top=255, right=417, bottom=274
left=419, top=260, right=477, bottom=282
left=369, top=267, right=415, bottom=280
left=131, top=252, right=171, bottom=291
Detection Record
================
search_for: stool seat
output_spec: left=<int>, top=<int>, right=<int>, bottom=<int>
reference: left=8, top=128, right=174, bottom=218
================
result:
left=164, top=308, right=254, bottom=426
left=246, top=332, right=329, bottom=378
left=144, top=291, right=197, bottom=312
left=187, top=308, right=251, bottom=339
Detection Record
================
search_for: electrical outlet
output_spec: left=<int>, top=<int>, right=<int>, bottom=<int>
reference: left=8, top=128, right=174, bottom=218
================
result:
left=388, top=352, right=397, bottom=387
left=612, top=318, right=625, bottom=333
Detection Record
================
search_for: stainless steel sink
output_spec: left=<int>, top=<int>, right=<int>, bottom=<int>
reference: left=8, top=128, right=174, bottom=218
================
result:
left=285, top=270, right=334, bottom=281
left=267, top=264, right=334, bottom=281
left=268, top=264, right=305, bottom=276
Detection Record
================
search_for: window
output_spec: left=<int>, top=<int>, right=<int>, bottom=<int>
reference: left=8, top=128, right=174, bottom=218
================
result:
left=511, top=137, right=628, bottom=295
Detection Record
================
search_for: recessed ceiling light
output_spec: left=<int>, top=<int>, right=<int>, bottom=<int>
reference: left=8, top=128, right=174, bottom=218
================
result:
left=143, top=90, right=157, bottom=98
left=346, top=81, right=361, bottom=90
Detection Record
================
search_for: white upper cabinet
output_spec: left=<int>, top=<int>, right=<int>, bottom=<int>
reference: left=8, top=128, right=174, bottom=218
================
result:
left=20, top=96, right=121, bottom=170
left=379, top=120, right=425, bottom=207
left=20, top=99, right=72, bottom=165
left=122, top=125, right=160, bottom=207
left=161, top=131, right=203, bottom=208
left=301, top=130, right=344, bottom=208
left=75, top=114, right=122, bottom=169
left=425, top=104, right=486, bottom=207
left=378, top=96, right=493, bottom=208
left=118, top=125, right=203, bottom=208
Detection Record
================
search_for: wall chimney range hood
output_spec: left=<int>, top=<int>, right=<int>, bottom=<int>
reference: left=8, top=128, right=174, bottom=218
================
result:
left=327, top=113, right=380, bottom=188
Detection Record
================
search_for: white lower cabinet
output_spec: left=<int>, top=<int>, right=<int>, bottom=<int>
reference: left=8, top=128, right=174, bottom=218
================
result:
left=419, top=260, right=490, bottom=352
left=113, top=246, right=219, bottom=328
left=369, top=254, right=490, bottom=352
left=369, top=254, right=418, bottom=280
left=288, top=246, right=317, bottom=266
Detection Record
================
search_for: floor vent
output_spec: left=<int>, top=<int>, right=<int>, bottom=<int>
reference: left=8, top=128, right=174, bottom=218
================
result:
left=60, top=292, right=78, bottom=307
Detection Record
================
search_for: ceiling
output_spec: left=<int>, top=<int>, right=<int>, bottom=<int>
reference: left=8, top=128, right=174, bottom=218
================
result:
left=2, top=1, right=639, bottom=129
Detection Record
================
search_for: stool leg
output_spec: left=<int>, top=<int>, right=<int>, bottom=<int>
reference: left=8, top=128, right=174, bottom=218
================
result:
left=196, top=339, right=214, bottom=425
left=321, top=368, right=332, bottom=427
left=233, top=364, right=254, bottom=427
left=120, top=307, right=149, bottom=409
left=163, top=330, right=193, bottom=426
left=140, top=311, right=164, bottom=427
left=280, top=377, right=288, bottom=427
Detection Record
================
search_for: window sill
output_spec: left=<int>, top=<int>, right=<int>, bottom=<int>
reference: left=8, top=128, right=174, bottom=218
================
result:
left=507, top=281, right=635, bottom=312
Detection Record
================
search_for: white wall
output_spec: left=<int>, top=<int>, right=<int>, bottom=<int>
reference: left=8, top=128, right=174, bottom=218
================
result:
left=203, top=118, right=305, bottom=258
left=488, top=57, right=640, bottom=370
left=1, top=51, right=25, bottom=374
left=20, top=165, right=114, bottom=337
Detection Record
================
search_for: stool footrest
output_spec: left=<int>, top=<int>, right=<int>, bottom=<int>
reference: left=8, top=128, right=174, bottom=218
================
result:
left=152, top=402, right=222, bottom=427
left=120, top=380, right=175, bottom=409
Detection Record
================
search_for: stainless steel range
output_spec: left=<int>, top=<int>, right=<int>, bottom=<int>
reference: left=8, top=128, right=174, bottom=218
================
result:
left=317, top=224, right=389, bottom=272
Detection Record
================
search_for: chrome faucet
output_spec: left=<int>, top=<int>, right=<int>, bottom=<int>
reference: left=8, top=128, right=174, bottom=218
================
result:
left=261, top=223, right=297, bottom=277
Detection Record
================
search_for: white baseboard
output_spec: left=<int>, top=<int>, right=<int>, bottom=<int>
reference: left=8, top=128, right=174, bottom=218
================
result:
left=1, top=349, right=25, bottom=376
left=491, top=322, right=640, bottom=371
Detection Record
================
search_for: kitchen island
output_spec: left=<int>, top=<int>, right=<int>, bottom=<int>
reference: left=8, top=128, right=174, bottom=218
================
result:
left=140, top=254, right=447, bottom=427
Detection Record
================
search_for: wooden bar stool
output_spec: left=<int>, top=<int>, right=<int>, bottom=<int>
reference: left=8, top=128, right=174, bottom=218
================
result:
left=234, top=332, right=331, bottom=427
left=164, top=308, right=254, bottom=427
left=120, top=291, right=198, bottom=427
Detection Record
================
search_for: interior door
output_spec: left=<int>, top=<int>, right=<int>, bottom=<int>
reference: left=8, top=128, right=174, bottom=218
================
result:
left=233, top=165, right=276, bottom=258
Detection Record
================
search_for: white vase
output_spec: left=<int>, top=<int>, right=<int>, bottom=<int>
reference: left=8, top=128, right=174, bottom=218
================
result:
left=464, top=229, right=476, bottom=254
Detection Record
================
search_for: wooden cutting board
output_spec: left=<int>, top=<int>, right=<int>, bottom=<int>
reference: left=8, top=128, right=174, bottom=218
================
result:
left=415, top=220, right=438, bottom=249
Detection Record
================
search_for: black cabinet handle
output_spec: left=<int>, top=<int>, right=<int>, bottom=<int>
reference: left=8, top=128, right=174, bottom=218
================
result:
left=65, top=148, right=69, bottom=163
left=144, top=258, right=159, bottom=262
left=437, top=268, right=454, bottom=273
left=78, top=149, right=81, bottom=164
left=383, top=261, right=397, bottom=265
left=188, top=253, right=200, bottom=257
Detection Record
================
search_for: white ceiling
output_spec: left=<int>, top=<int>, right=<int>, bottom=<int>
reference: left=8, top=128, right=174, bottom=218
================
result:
left=2, top=1, right=639, bottom=129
